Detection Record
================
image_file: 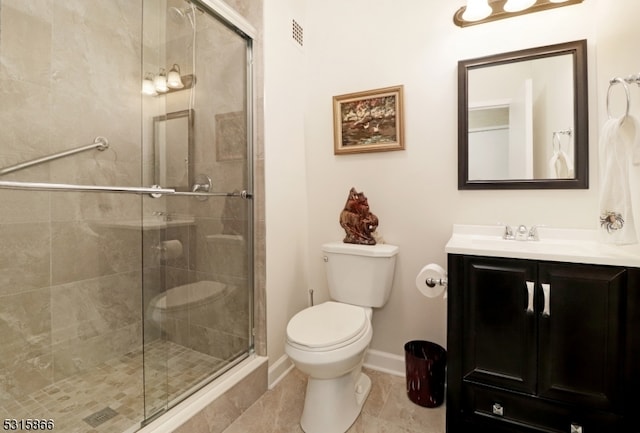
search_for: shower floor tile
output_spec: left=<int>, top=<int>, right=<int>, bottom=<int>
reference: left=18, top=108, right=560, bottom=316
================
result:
left=0, top=340, right=225, bottom=433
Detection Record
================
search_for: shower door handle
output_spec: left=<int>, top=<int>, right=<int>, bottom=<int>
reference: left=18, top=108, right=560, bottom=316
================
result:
left=0, top=180, right=253, bottom=199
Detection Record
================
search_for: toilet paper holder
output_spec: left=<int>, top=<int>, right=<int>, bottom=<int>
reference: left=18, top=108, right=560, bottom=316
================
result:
left=425, top=276, right=448, bottom=288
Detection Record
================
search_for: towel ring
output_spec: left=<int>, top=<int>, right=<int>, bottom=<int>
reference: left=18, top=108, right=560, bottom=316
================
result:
left=607, top=77, right=631, bottom=122
left=551, top=129, right=572, bottom=152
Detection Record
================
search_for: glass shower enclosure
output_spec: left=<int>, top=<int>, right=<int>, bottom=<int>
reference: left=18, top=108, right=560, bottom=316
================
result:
left=0, top=0, right=254, bottom=431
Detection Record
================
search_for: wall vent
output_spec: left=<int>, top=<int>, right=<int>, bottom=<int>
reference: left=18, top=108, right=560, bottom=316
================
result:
left=292, top=19, right=303, bottom=47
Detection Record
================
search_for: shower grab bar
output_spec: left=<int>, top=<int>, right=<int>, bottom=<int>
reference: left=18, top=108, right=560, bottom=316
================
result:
left=0, top=136, right=109, bottom=176
left=0, top=179, right=252, bottom=199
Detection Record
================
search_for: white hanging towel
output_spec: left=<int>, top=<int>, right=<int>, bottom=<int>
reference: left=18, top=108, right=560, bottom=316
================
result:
left=548, top=149, right=574, bottom=178
left=548, top=132, right=574, bottom=178
left=598, top=116, right=639, bottom=244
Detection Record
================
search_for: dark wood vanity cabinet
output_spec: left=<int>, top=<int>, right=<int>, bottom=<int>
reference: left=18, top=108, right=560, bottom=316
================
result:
left=446, top=254, right=640, bottom=433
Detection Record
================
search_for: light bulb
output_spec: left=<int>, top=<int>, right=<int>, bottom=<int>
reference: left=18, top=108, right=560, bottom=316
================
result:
left=142, top=73, right=157, bottom=96
left=462, top=0, right=492, bottom=22
left=154, top=69, right=168, bottom=93
left=167, top=64, right=184, bottom=89
left=504, top=0, right=537, bottom=12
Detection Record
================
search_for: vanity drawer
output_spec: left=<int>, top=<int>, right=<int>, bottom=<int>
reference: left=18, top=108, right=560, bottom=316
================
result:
left=462, top=383, right=622, bottom=433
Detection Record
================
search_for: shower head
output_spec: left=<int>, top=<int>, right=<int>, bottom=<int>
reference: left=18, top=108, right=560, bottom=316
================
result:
left=168, top=3, right=200, bottom=25
left=169, top=6, right=189, bottom=23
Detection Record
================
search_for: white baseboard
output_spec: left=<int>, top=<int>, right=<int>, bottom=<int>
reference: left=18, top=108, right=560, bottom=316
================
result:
left=268, top=354, right=294, bottom=389
left=363, top=349, right=405, bottom=377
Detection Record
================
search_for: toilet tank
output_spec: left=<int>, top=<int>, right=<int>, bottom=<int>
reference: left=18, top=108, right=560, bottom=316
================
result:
left=322, top=242, right=399, bottom=308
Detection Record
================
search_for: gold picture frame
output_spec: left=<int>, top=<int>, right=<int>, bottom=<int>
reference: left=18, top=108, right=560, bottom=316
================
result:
left=333, top=85, right=404, bottom=155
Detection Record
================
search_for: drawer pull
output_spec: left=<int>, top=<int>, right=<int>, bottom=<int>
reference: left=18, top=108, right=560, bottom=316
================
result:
left=570, top=424, right=583, bottom=433
left=525, top=281, right=535, bottom=313
left=542, top=283, right=551, bottom=317
left=492, top=403, right=504, bottom=416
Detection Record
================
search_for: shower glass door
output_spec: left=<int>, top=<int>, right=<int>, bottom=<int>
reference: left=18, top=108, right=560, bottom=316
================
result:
left=0, top=0, right=253, bottom=431
left=140, top=0, right=255, bottom=422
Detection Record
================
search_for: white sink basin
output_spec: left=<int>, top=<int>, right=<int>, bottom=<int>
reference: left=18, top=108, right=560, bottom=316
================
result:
left=95, top=216, right=195, bottom=231
left=446, top=224, right=640, bottom=267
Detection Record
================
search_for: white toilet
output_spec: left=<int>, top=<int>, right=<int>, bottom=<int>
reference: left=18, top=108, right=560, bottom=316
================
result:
left=285, top=241, right=399, bottom=433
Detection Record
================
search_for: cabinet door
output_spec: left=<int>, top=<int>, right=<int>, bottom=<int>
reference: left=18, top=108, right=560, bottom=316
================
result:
left=538, top=262, right=625, bottom=410
left=462, top=257, right=537, bottom=394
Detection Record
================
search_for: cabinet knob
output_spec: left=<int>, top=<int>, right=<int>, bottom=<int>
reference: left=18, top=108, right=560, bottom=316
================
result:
left=570, top=424, right=583, bottom=433
left=492, top=403, right=504, bottom=416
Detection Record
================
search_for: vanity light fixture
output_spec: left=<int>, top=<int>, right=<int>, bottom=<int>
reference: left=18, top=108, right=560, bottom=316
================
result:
left=503, top=0, right=536, bottom=12
left=462, top=0, right=492, bottom=22
left=142, top=64, right=195, bottom=96
left=153, top=68, right=169, bottom=93
left=141, top=73, right=157, bottom=96
left=167, top=64, right=185, bottom=89
left=454, top=0, right=583, bottom=27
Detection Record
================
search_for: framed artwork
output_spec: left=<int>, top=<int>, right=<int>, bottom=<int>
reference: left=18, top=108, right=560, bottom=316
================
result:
left=216, top=111, right=247, bottom=161
left=333, top=85, right=404, bottom=155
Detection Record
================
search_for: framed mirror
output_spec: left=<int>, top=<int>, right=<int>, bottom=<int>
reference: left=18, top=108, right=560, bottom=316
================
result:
left=153, top=109, right=194, bottom=192
left=458, top=40, right=588, bottom=189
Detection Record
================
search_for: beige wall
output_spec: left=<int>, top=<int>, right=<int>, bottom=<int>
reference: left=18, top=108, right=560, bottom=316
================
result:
left=263, top=0, right=640, bottom=370
left=263, top=0, right=310, bottom=379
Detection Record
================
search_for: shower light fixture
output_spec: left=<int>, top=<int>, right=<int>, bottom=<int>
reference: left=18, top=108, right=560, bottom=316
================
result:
left=453, top=0, right=583, bottom=27
left=167, top=64, right=185, bottom=89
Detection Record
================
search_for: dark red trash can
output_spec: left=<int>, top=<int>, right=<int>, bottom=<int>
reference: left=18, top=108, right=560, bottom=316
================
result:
left=404, top=340, right=446, bottom=407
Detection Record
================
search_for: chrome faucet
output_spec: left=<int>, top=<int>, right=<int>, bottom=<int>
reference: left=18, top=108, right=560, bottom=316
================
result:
left=501, top=224, right=542, bottom=241
left=528, top=225, right=541, bottom=241
left=515, top=225, right=528, bottom=241
left=502, top=224, right=515, bottom=240
left=191, top=174, right=212, bottom=193
left=152, top=211, right=173, bottom=221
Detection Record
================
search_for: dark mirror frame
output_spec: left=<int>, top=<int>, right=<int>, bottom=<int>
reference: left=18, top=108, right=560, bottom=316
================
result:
left=458, top=39, right=588, bottom=190
left=153, top=109, right=195, bottom=192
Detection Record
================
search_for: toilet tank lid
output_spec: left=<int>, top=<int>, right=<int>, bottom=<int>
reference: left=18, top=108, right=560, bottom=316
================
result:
left=322, top=242, right=398, bottom=257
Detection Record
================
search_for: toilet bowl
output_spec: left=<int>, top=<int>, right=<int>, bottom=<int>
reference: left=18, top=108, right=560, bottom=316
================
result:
left=285, top=301, right=373, bottom=433
left=147, top=280, right=230, bottom=328
left=286, top=242, right=398, bottom=433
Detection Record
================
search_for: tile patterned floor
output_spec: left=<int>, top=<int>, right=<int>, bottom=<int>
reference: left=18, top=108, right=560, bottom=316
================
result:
left=0, top=341, right=225, bottom=433
left=222, top=367, right=446, bottom=433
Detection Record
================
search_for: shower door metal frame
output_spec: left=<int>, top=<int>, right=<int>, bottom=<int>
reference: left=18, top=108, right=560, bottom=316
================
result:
left=142, top=0, right=258, bottom=425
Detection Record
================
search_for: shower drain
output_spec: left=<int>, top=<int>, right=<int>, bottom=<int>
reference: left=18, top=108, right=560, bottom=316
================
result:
left=83, top=407, right=118, bottom=427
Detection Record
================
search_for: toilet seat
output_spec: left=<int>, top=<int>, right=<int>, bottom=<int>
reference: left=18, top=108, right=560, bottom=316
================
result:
left=286, top=302, right=369, bottom=352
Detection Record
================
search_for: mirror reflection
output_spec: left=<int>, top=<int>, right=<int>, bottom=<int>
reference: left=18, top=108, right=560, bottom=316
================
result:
left=458, top=40, right=588, bottom=189
left=153, top=109, right=194, bottom=191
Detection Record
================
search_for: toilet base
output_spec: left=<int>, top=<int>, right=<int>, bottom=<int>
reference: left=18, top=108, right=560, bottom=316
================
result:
left=300, top=369, right=371, bottom=433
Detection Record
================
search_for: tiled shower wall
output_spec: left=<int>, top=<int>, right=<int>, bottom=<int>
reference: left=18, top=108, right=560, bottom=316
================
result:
left=0, top=0, right=145, bottom=401
left=0, top=0, right=266, bottom=409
